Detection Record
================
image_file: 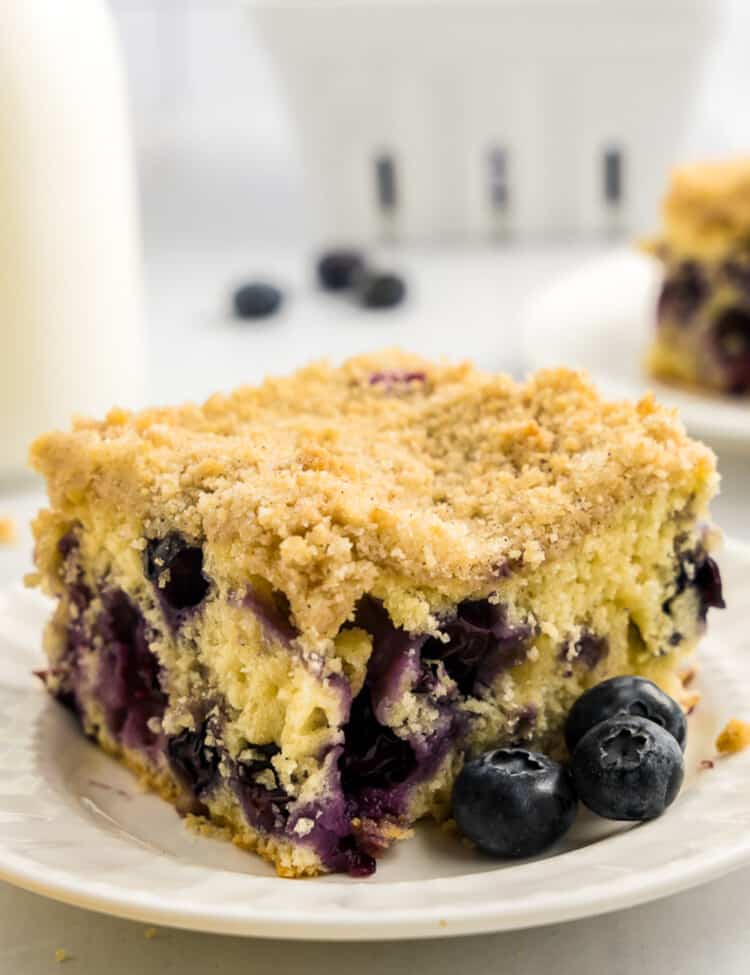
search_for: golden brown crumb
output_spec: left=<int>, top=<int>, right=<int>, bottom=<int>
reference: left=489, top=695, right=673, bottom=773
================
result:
left=682, top=690, right=701, bottom=716
left=681, top=665, right=697, bottom=688
left=716, top=719, right=750, bottom=755
left=54, top=948, right=71, bottom=963
left=144, top=927, right=158, bottom=940
left=649, top=157, right=750, bottom=258
left=0, top=517, right=16, bottom=544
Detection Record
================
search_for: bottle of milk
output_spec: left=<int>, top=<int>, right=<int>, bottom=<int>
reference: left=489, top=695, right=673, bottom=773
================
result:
left=0, top=0, right=145, bottom=478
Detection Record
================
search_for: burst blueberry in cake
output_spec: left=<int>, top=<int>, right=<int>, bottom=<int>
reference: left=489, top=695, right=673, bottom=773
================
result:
left=645, top=158, right=750, bottom=394
left=28, top=352, right=723, bottom=877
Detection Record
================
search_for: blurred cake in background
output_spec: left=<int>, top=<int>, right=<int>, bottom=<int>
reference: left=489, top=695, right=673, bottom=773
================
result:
left=645, top=159, right=750, bottom=396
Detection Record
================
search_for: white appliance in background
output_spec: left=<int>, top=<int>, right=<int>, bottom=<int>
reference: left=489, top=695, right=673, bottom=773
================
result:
left=0, top=0, right=145, bottom=477
left=250, top=0, right=720, bottom=244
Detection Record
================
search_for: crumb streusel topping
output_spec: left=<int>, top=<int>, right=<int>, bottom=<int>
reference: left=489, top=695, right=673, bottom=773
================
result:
left=655, top=157, right=750, bottom=258
left=30, top=351, right=716, bottom=642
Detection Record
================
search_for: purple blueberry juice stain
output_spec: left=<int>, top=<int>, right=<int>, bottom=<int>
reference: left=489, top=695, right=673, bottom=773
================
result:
left=242, top=585, right=298, bottom=647
left=57, top=529, right=80, bottom=563
left=232, top=743, right=292, bottom=834
left=144, top=534, right=209, bottom=629
left=368, top=370, right=427, bottom=389
left=711, top=307, right=750, bottom=393
left=560, top=632, right=609, bottom=670
left=94, top=590, right=167, bottom=756
left=290, top=763, right=376, bottom=876
left=43, top=533, right=91, bottom=720
left=48, top=547, right=558, bottom=877
left=722, top=258, right=750, bottom=296
left=166, top=718, right=221, bottom=808
left=309, top=596, right=500, bottom=873
left=351, top=598, right=425, bottom=721
left=339, top=688, right=418, bottom=799
left=665, top=546, right=725, bottom=622
left=421, top=600, right=533, bottom=696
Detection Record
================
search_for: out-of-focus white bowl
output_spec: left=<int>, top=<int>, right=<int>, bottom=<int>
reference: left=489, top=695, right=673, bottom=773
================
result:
left=249, top=0, right=721, bottom=243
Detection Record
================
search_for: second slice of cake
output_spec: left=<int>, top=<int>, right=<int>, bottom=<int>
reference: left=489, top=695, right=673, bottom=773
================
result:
left=645, top=158, right=750, bottom=394
left=29, top=352, right=723, bottom=877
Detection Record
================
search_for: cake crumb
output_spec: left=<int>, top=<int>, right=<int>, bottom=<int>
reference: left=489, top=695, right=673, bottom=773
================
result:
left=186, top=813, right=233, bottom=843
left=440, top=818, right=459, bottom=835
left=699, top=759, right=715, bottom=771
left=439, top=919, right=448, bottom=929
left=54, top=948, right=71, bottom=963
left=0, top=517, right=16, bottom=544
left=683, top=690, right=701, bottom=715
left=716, top=719, right=750, bottom=755
left=681, top=665, right=697, bottom=688
left=144, top=927, right=158, bottom=940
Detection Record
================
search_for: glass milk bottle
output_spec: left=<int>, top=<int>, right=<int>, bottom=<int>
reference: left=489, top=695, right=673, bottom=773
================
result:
left=0, top=0, right=145, bottom=477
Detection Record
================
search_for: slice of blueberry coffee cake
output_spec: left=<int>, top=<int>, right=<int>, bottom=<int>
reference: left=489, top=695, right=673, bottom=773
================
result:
left=644, top=158, right=750, bottom=395
left=27, top=352, right=723, bottom=877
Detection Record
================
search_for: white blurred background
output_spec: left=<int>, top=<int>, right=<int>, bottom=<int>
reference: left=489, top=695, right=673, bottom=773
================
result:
left=113, top=0, right=750, bottom=252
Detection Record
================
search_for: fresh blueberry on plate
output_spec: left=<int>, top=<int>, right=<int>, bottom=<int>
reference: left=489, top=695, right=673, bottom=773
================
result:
left=452, top=748, right=577, bottom=858
left=232, top=282, right=283, bottom=319
left=564, top=675, right=687, bottom=752
left=357, top=271, right=406, bottom=310
left=571, top=715, right=684, bottom=821
left=317, top=249, right=366, bottom=290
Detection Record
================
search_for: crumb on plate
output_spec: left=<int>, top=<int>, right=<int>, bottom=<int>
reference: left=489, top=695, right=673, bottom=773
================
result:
left=716, top=719, right=750, bottom=755
left=682, top=690, right=701, bottom=715
left=0, top=517, right=16, bottom=544
left=681, top=665, right=697, bottom=688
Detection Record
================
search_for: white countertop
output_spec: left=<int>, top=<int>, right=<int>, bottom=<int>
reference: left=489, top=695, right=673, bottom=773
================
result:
left=1, top=244, right=748, bottom=974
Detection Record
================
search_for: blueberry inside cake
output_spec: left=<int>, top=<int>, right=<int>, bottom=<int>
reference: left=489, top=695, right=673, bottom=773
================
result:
left=28, top=352, right=723, bottom=877
left=645, top=158, right=750, bottom=394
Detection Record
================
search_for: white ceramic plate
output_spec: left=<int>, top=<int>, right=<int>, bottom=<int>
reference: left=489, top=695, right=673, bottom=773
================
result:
left=522, top=250, right=750, bottom=452
left=1, top=543, right=749, bottom=941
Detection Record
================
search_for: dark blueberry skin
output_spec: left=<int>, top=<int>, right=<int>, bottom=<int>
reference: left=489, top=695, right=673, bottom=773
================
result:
left=565, top=676, right=687, bottom=753
left=144, top=534, right=209, bottom=611
left=233, top=743, right=291, bottom=834
left=422, top=600, right=532, bottom=696
left=317, top=249, right=366, bottom=290
left=666, top=548, right=725, bottom=623
left=452, top=749, right=577, bottom=858
left=357, top=272, right=406, bottom=310
left=712, top=307, right=750, bottom=393
left=339, top=687, right=417, bottom=796
left=571, top=715, right=684, bottom=821
left=656, top=261, right=707, bottom=325
left=167, top=721, right=220, bottom=800
left=95, top=589, right=167, bottom=753
left=232, top=282, right=283, bottom=319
